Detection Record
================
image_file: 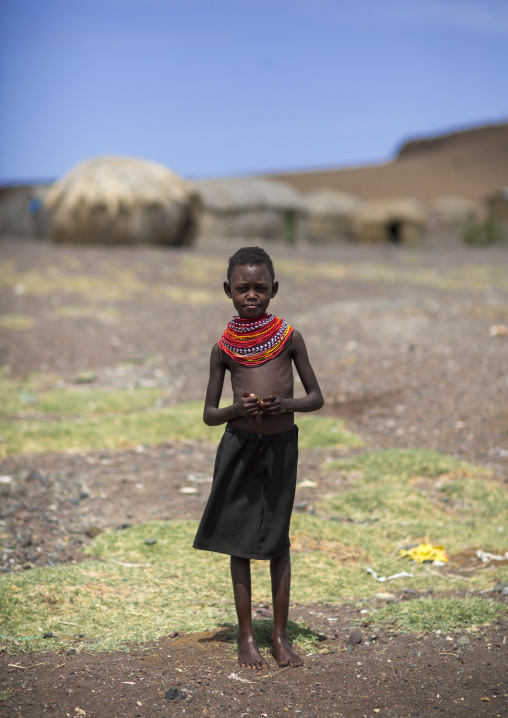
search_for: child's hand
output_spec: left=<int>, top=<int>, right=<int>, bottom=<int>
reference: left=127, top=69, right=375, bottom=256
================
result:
left=259, top=394, right=287, bottom=416
left=239, top=391, right=261, bottom=418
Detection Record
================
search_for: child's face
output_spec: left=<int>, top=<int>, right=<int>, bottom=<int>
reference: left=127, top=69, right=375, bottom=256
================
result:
left=224, top=263, right=278, bottom=319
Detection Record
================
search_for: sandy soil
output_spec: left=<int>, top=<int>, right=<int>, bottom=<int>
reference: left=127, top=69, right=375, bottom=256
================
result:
left=0, top=236, right=507, bottom=717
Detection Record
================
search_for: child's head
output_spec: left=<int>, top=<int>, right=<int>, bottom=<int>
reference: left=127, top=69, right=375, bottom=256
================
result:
left=225, top=247, right=278, bottom=319
left=227, top=247, right=275, bottom=284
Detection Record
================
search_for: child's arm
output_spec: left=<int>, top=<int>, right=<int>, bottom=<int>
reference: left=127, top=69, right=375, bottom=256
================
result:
left=203, top=344, right=261, bottom=426
left=260, top=330, right=324, bottom=416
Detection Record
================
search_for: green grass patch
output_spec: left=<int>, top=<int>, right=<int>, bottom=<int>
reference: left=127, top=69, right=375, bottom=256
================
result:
left=298, top=413, right=364, bottom=450
left=312, top=449, right=508, bottom=596
left=0, top=520, right=322, bottom=654
left=2, top=474, right=507, bottom=656
left=1, top=429, right=506, bottom=653
left=0, top=314, right=34, bottom=330
left=0, top=378, right=363, bottom=455
left=0, top=268, right=146, bottom=300
left=462, top=219, right=507, bottom=246
left=323, top=447, right=481, bottom=483
left=366, top=597, right=504, bottom=633
left=0, top=377, right=164, bottom=418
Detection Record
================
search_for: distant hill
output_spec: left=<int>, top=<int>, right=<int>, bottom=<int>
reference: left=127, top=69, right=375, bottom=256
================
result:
left=269, top=123, right=508, bottom=201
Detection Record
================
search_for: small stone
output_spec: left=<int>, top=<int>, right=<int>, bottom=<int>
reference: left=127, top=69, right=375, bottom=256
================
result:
left=43, top=632, right=58, bottom=639
left=84, top=527, right=103, bottom=539
left=19, top=534, right=33, bottom=548
left=169, top=631, right=179, bottom=638
left=347, top=630, right=363, bottom=645
left=492, top=581, right=508, bottom=593
left=74, top=372, right=97, bottom=384
left=164, top=687, right=187, bottom=700
left=294, top=501, right=309, bottom=511
left=145, top=538, right=156, bottom=545
left=457, top=636, right=470, bottom=646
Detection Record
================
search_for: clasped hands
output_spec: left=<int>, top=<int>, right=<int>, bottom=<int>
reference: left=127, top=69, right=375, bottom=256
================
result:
left=240, top=391, right=287, bottom=417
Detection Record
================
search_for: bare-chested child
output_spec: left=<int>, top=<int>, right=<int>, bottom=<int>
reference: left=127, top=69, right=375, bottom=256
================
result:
left=193, top=246, right=324, bottom=669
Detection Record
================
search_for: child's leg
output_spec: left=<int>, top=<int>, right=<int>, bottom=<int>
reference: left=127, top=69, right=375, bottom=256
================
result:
left=230, top=556, right=269, bottom=669
left=270, top=550, right=303, bottom=667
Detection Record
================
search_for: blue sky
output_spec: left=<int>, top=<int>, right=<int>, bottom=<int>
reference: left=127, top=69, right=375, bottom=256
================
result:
left=0, top=0, right=506, bottom=183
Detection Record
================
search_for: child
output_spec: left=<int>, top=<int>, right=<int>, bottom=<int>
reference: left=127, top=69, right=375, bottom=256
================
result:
left=193, top=246, right=324, bottom=669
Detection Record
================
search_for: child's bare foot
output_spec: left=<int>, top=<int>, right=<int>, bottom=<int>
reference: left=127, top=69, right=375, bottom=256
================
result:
left=271, top=636, right=304, bottom=667
left=238, top=634, right=269, bottom=669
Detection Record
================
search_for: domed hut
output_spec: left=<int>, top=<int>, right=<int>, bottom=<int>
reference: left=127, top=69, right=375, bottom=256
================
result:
left=351, top=198, right=424, bottom=243
left=304, top=188, right=363, bottom=241
left=426, top=196, right=481, bottom=232
left=45, top=157, right=198, bottom=246
left=193, top=177, right=306, bottom=243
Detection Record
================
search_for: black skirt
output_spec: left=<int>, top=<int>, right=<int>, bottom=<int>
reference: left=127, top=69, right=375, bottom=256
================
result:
left=193, top=422, right=298, bottom=560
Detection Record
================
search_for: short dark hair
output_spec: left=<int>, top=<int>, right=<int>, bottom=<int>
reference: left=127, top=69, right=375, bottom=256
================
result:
left=227, top=247, right=275, bottom=283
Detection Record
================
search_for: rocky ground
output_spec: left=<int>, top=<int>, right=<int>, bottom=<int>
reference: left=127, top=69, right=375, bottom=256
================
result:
left=0, top=236, right=507, bottom=717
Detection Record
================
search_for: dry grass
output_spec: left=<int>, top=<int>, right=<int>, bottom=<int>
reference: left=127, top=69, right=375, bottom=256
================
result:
left=366, top=597, right=504, bottom=633
left=2, top=446, right=507, bottom=655
left=0, top=376, right=363, bottom=456
left=0, top=314, right=35, bottom=330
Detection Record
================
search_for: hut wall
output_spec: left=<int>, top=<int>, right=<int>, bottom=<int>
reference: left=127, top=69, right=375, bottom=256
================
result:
left=306, top=215, right=352, bottom=242
left=50, top=200, right=194, bottom=246
left=197, top=209, right=305, bottom=243
left=0, top=186, right=50, bottom=238
left=487, top=197, right=508, bottom=223
left=425, top=196, right=481, bottom=232
left=354, top=220, right=422, bottom=243
left=350, top=199, right=424, bottom=244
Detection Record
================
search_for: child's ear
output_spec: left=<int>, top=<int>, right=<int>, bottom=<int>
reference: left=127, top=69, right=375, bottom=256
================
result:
left=224, top=281, right=232, bottom=298
left=271, top=280, right=279, bottom=298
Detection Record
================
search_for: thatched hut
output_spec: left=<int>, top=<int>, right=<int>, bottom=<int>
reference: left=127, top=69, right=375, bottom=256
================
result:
left=45, top=157, right=198, bottom=246
left=425, top=196, right=481, bottom=231
left=304, top=188, right=363, bottom=241
left=485, top=188, right=508, bottom=225
left=351, top=198, right=425, bottom=243
left=193, top=177, right=306, bottom=243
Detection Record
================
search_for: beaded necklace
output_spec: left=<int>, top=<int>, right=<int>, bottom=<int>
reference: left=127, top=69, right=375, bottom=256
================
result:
left=218, top=313, right=293, bottom=366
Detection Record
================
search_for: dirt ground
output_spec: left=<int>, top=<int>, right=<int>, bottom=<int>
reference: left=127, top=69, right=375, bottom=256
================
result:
left=1, top=236, right=507, bottom=717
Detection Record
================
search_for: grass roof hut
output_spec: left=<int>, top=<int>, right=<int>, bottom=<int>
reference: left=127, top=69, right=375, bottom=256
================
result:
left=45, top=157, right=198, bottom=246
left=426, top=195, right=481, bottom=232
left=193, top=177, right=306, bottom=243
left=351, top=198, right=424, bottom=243
left=304, top=188, right=363, bottom=241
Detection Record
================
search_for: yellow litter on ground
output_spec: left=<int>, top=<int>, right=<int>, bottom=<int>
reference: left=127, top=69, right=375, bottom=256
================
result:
left=400, top=543, right=449, bottom=563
